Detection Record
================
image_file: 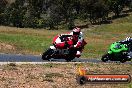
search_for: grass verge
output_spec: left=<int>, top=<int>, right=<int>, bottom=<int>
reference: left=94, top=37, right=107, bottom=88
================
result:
left=0, top=14, right=132, bottom=58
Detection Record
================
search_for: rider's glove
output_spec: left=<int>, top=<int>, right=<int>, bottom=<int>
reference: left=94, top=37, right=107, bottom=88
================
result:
left=74, top=45, right=77, bottom=48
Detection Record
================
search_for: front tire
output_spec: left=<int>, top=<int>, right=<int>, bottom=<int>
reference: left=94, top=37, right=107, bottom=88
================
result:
left=42, top=48, right=53, bottom=60
left=101, top=53, right=109, bottom=62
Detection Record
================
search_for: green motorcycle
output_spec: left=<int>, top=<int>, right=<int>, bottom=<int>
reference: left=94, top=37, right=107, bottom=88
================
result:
left=101, top=42, right=132, bottom=63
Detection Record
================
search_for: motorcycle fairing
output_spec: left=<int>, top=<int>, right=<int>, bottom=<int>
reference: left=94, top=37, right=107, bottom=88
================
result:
left=108, top=42, right=128, bottom=54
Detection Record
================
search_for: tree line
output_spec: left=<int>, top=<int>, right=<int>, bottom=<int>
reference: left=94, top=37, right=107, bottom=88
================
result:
left=0, top=0, right=132, bottom=29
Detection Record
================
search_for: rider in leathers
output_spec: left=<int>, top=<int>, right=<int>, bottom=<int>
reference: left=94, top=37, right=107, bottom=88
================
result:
left=53, top=27, right=86, bottom=58
left=119, top=37, right=132, bottom=58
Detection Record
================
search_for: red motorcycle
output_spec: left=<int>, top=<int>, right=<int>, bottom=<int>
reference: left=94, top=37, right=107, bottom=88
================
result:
left=42, top=36, right=87, bottom=62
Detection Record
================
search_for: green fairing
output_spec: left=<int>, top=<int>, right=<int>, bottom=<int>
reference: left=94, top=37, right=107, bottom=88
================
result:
left=108, top=42, right=128, bottom=54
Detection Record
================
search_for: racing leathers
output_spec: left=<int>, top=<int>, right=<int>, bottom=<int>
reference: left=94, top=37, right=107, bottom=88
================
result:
left=53, top=31, right=86, bottom=57
left=119, top=37, right=132, bottom=59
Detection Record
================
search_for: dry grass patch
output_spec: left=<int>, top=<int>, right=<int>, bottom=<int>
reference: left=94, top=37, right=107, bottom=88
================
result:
left=0, top=63, right=131, bottom=88
left=0, top=42, right=16, bottom=51
left=0, top=26, right=68, bottom=37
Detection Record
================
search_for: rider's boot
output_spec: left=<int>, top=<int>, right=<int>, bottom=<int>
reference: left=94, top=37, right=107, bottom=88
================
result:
left=76, top=51, right=81, bottom=58
left=127, top=56, right=131, bottom=59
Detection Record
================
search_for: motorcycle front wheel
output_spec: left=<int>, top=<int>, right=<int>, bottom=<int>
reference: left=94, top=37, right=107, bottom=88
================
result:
left=101, top=53, right=110, bottom=62
left=42, top=48, right=53, bottom=60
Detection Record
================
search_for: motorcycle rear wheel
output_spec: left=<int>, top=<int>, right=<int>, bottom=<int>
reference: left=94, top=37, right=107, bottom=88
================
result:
left=120, top=58, right=126, bottom=63
left=65, top=49, right=76, bottom=62
left=65, top=57, right=75, bottom=62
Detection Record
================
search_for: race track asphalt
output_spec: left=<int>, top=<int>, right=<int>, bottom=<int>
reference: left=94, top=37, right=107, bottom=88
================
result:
left=0, top=53, right=131, bottom=64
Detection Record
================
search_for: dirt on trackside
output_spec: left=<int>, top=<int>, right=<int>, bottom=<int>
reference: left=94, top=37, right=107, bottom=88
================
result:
left=0, top=63, right=131, bottom=88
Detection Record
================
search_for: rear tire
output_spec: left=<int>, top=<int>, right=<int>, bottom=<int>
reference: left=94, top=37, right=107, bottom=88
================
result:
left=120, top=58, right=126, bottom=63
left=42, top=48, right=53, bottom=60
left=65, top=49, right=76, bottom=62
left=101, top=53, right=109, bottom=62
left=119, top=53, right=127, bottom=63
left=65, top=57, right=75, bottom=62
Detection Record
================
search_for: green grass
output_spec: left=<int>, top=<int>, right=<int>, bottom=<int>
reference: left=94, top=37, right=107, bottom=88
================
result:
left=82, top=22, right=132, bottom=58
left=0, top=14, right=132, bottom=58
left=0, top=26, right=68, bottom=54
left=0, top=33, right=50, bottom=52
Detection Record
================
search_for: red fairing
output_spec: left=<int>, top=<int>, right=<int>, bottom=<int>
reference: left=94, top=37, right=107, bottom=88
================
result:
left=54, top=39, right=73, bottom=49
left=52, top=35, right=65, bottom=49
left=55, top=43, right=65, bottom=49
left=53, top=35, right=59, bottom=44
left=72, top=35, right=78, bottom=43
left=67, top=39, right=73, bottom=46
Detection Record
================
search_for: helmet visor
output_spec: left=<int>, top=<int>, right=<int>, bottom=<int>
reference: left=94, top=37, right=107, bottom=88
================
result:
left=73, top=32, right=80, bottom=35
